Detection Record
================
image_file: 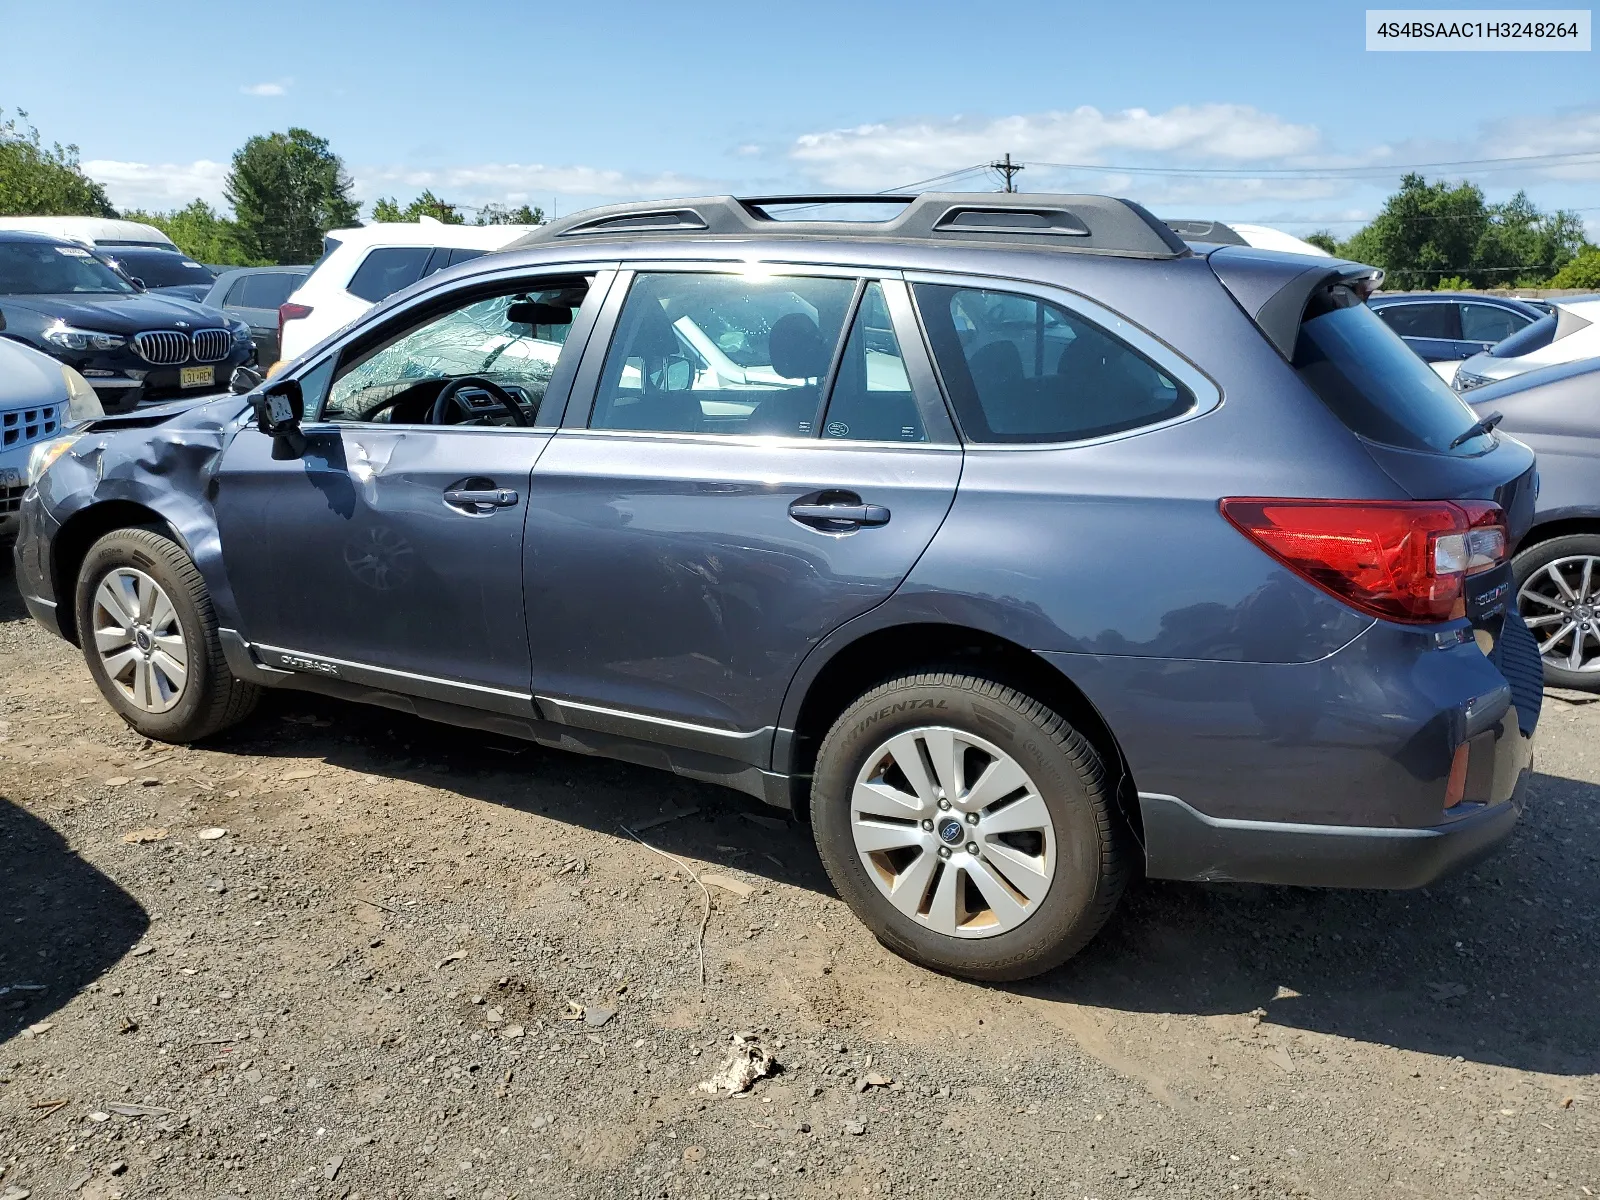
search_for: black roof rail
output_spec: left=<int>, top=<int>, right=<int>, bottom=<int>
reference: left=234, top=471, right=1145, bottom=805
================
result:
left=1165, top=219, right=1248, bottom=247
left=503, top=193, right=1191, bottom=260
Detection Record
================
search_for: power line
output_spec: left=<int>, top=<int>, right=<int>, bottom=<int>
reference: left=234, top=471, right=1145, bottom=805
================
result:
left=1022, top=149, right=1600, bottom=180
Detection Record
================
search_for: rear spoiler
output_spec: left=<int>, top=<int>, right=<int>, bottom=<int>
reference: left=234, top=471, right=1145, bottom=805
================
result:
left=1207, top=246, right=1384, bottom=360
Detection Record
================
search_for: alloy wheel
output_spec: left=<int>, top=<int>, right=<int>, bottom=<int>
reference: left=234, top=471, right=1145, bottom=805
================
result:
left=848, top=726, right=1057, bottom=939
left=1518, top=555, right=1600, bottom=676
left=92, top=568, right=190, bottom=713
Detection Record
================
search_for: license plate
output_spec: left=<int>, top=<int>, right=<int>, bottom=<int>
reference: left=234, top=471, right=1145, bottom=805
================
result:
left=0, top=467, right=21, bottom=488
left=180, top=365, right=214, bottom=389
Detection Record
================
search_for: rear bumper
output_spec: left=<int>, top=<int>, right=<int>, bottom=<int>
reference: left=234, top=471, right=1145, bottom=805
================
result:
left=1139, top=755, right=1529, bottom=889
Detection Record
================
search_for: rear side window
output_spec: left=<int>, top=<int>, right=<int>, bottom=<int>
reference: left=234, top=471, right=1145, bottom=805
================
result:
left=1295, top=288, right=1488, bottom=455
left=448, top=248, right=486, bottom=267
left=590, top=272, right=856, bottom=436
left=914, top=284, right=1193, bottom=443
left=1460, top=303, right=1527, bottom=344
left=821, top=282, right=923, bottom=442
left=347, top=246, right=433, bottom=303
left=234, top=273, right=300, bottom=310
left=1375, top=302, right=1459, bottom=340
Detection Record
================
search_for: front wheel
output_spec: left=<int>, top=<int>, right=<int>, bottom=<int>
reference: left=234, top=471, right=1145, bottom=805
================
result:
left=810, top=672, right=1129, bottom=981
left=75, top=526, right=260, bottom=741
left=1513, top=533, right=1600, bottom=691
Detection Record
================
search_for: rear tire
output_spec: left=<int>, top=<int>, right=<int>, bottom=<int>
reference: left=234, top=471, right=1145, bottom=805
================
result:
left=1513, top=533, right=1600, bottom=691
left=74, top=526, right=259, bottom=741
left=811, top=672, right=1128, bottom=981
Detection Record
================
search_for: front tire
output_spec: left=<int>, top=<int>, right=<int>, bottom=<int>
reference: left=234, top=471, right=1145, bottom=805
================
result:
left=1513, top=533, right=1600, bottom=691
left=811, top=672, right=1128, bottom=981
left=75, top=526, right=259, bottom=741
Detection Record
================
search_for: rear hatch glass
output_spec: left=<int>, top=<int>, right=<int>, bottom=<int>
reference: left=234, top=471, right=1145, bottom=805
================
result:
left=1295, top=287, right=1491, bottom=455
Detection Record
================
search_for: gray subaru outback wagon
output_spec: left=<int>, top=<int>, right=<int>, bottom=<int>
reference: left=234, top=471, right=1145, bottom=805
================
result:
left=12, top=193, right=1542, bottom=980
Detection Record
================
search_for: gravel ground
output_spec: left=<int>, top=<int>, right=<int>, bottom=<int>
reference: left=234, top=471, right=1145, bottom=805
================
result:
left=1, top=556, right=1597, bottom=1200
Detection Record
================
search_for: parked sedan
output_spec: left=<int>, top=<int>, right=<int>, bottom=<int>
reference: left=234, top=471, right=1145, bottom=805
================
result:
left=201, top=266, right=311, bottom=365
left=1368, top=293, right=1544, bottom=364
left=0, top=338, right=102, bottom=538
left=95, top=246, right=217, bottom=302
left=1468, top=357, right=1600, bottom=688
left=0, top=231, right=252, bottom=412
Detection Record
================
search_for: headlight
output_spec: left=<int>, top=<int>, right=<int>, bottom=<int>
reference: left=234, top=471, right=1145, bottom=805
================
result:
left=25, top=435, right=80, bottom=486
left=42, top=321, right=126, bottom=352
left=60, top=365, right=104, bottom=423
left=232, top=321, right=251, bottom=344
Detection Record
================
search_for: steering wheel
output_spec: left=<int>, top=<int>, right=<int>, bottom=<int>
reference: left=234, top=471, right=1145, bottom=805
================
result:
left=428, top=375, right=530, bottom=426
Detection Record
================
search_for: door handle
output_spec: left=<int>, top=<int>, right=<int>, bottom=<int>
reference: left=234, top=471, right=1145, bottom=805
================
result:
left=445, top=487, right=519, bottom=512
left=789, top=501, right=891, bottom=529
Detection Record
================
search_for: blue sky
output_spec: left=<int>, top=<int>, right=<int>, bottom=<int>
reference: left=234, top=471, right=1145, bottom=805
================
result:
left=6, top=0, right=1598, bottom=235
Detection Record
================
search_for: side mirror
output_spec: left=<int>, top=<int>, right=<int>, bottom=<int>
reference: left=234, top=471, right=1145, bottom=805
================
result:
left=661, top=354, right=694, bottom=392
left=230, top=364, right=265, bottom=394
left=129, top=277, right=147, bottom=291
left=251, top=378, right=306, bottom=459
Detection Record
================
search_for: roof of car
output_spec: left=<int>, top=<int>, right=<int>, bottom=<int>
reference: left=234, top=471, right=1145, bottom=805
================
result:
left=321, top=220, right=538, bottom=250
left=1370, top=292, right=1538, bottom=306
left=0, top=229, right=79, bottom=246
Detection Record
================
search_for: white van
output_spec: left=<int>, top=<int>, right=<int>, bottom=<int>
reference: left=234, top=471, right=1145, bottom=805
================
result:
left=275, top=217, right=538, bottom=366
left=0, top=216, right=177, bottom=250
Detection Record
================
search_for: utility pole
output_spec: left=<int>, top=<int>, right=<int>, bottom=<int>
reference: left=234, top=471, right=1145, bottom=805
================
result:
left=991, top=153, right=1023, bottom=192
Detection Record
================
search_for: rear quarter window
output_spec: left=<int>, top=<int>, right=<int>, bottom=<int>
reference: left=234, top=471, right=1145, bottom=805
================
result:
left=346, top=246, right=433, bottom=303
left=914, top=283, right=1194, bottom=444
left=1296, top=288, right=1489, bottom=455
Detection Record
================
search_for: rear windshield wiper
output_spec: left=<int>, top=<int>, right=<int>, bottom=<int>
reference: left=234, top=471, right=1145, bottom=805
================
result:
left=1449, top=410, right=1503, bottom=450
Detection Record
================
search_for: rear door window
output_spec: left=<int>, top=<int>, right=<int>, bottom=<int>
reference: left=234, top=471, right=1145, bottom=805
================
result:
left=1375, top=302, right=1460, bottom=340
left=346, top=246, right=433, bottom=303
left=1459, top=303, right=1527, bottom=344
left=914, top=283, right=1193, bottom=443
left=236, top=273, right=300, bottom=310
left=1295, top=287, right=1489, bottom=454
left=589, top=271, right=857, bottom=436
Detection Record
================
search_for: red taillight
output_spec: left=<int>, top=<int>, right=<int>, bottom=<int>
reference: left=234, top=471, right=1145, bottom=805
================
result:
left=278, top=301, right=312, bottom=337
left=1220, top=498, right=1507, bottom=624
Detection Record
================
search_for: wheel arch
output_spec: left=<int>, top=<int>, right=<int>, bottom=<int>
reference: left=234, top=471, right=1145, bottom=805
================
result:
left=779, top=619, right=1141, bottom=841
left=50, top=500, right=187, bottom=645
left=1517, top=512, right=1600, bottom=554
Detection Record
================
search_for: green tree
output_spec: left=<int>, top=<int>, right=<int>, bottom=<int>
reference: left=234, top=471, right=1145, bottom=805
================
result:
left=1549, top=246, right=1600, bottom=289
left=121, top=200, right=268, bottom=266
left=370, top=189, right=465, bottom=224
left=475, top=201, right=543, bottom=225
left=225, top=128, right=360, bottom=264
left=1335, top=175, right=1584, bottom=289
left=1303, top=230, right=1339, bottom=254
left=0, top=107, right=116, bottom=217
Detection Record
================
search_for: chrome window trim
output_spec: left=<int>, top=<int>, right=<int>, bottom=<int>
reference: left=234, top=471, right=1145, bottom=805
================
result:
left=903, top=268, right=1223, bottom=451
left=547, top=426, right=963, bottom=454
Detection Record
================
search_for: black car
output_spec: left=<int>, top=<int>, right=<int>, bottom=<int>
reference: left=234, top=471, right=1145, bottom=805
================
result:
left=0, top=231, right=251, bottom=412
left=1367, top=292, right=1544, bottom=363
left=201, top=265, right=311, bottom=364
left=95, top=245, right=217, bottom=302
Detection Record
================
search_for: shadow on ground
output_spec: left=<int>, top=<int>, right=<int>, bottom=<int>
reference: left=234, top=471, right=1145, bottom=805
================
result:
left=198, top=685, right=1600, bottom=1076
left=1032, top=765, right=1600, bottom=1076
left=0, top=550, right=28, bottom=623
left=0, top=796, right=150, bottom=1044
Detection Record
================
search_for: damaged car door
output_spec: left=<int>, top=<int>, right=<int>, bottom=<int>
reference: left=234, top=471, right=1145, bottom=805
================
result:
left=212, top=271, right=607, bottom=710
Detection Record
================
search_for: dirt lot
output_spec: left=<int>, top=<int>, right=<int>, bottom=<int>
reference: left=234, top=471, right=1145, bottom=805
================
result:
left=1, top=558, right=1597, bottom=1200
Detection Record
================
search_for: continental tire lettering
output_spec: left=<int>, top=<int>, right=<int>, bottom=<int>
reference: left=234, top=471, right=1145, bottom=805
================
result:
left=852, top=697, right=948, bottom=736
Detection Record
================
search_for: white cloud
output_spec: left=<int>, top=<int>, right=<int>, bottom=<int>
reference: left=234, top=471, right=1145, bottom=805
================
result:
left=240, top=80, right=289, bottom=97
left=83, top=159, right=229, bottom=212
left=351, top=162, right=720, bottom=206
left=790, top=104, right=1323, bottom=190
